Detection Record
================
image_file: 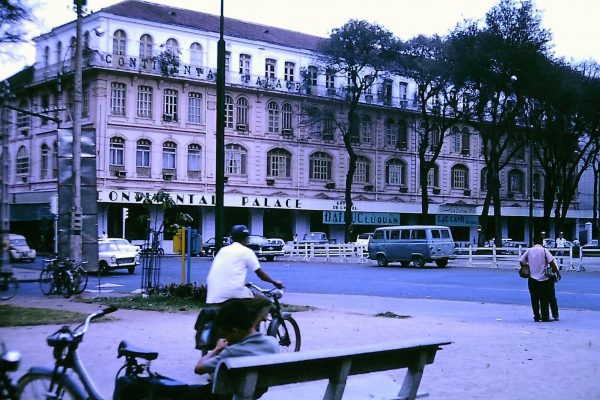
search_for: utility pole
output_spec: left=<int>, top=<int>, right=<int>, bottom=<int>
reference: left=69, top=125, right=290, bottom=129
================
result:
left=70, top=0, right=84, bottom=261
left=214, top=0, right=225, bottom=253
left=0, top=82, right=11, bottom=273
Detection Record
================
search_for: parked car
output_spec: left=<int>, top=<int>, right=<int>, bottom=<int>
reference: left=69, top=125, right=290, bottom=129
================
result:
left=7, top=234, right=36, bottom=262
left=97, top=240, right=140, bottom=274
left=301, top=232, right=329, bottom=244
left=200, top=236, right=232, bottom=257
left=267, top=238, right=285, bottom=247
left=101, top=237, right=141, bottom=254
left=245, top=235, right=285, bottom=261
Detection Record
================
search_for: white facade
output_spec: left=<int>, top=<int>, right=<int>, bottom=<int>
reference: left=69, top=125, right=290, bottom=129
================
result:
left=2, top=0, right=591, bottom=254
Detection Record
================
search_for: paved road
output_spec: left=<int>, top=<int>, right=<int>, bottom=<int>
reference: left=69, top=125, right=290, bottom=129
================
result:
left=12, top=256, right=600, bottom=311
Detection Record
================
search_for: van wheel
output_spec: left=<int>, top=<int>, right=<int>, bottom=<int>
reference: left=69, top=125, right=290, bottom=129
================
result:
left=400, top=261, right=410, bottom=268
left=435, top=259, right=448, bottom=268
left=376, top=255, right=388, bottom=267
left=412, top=255, right=425, bottom=268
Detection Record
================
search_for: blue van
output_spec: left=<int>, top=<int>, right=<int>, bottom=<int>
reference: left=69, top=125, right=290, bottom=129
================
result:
left=368, top=225, right=455, bottom=267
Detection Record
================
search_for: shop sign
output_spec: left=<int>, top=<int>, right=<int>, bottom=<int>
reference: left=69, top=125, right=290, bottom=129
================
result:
left=323, top=211, right=400, bottom=225
left=435, top=214, right=479, bottom=227
left=439, top=204, right=477, bottom=214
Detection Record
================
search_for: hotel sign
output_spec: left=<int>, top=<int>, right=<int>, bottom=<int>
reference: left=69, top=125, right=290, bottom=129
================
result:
left=323, top=211, right=400, bottom=226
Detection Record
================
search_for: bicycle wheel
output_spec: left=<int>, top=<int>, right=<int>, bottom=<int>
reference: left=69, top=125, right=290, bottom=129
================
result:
left=59, top=271, right=74, bottom=299
left=39, top=268, right=55, bottom=295
left=72, top=267, right=88, bottom=295
left=17, top=371, right=81, bottom=400
left=0, top=274, right=18, bottom=301
left=267, top=314, right=301, bottom=352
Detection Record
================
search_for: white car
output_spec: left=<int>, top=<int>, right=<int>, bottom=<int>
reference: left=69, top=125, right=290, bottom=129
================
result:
left=101, top=237, right=141, bottom=254
left=98, top=240, right=140, bottom=274
left=7, top=234, right=36, bottom=262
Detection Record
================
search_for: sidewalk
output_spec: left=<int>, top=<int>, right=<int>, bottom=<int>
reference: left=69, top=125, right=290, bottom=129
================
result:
left=2, top=291, right=600, bottom=399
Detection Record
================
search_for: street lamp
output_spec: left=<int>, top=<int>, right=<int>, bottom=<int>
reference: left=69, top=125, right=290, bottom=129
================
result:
left=214, top=0, right=226, bottom=253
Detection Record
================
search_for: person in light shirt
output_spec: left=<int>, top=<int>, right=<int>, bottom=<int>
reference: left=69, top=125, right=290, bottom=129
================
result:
left=206, top=225, right=283, bottom=305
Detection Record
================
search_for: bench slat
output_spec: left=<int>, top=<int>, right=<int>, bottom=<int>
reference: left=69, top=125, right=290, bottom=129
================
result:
left=213, top=339, right=451, bottom=397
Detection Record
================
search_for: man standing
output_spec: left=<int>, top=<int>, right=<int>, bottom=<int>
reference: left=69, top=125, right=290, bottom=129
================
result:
left=556, top=232, right=567, bottom=270
left=206, top=225, right=283, bottom=305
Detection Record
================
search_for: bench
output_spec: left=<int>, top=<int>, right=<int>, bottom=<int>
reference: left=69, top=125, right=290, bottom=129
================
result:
left=212, top=338, right=451, bottom=400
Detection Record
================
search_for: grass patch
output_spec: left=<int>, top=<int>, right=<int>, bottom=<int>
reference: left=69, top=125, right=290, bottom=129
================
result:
left=375, top=311, right=411, bottom=319
left=0, top=305, right=88, bottom=327
left=81, top=295, right=314, bottom=313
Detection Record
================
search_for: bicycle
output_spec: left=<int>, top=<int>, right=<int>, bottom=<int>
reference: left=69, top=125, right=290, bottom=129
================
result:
left=0, top=342, right=20, bottom=400
left=39, top=258, right=88, bottom=298
left=16, top=307, right=202, bottom=400
left=0, top=270, right=18, bottom=301
left=246, top=282, right=302, bottom=352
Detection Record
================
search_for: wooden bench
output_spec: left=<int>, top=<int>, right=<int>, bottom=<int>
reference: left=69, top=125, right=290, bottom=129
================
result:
left=212, top=339, right=451, bottom=400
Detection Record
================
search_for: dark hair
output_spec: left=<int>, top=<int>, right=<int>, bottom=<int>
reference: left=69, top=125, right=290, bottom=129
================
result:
left=533, top=234, right=544, bottom=245
left=215, top=298, right=272, bottom=331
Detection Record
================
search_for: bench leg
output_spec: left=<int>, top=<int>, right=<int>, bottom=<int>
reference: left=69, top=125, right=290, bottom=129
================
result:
left=322, top=359, right=352, bottom=400
left=232, top=370, right=259, bottom=400
left=397, top=350, right=428, bottom=400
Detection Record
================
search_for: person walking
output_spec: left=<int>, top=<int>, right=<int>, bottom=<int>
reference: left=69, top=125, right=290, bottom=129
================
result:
left=520, top=234, right=561, bottom=322
left=206, top=224, right=283, bottom=305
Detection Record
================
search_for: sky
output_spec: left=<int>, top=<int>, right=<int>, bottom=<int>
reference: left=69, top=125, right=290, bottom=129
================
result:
left=1, top=0, right=599, bottom=81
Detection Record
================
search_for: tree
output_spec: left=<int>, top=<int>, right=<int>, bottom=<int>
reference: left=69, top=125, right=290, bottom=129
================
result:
left=394, top=34, right=463, bottom=222
left=0, top=0, right=32, bottom=46
left=447, top=0, right=551, bottom=246
left=316, top=20, right=398, bottom=242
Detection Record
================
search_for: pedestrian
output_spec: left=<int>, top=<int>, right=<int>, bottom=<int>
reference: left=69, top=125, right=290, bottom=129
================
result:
left=519, top=233, right=561, bottom=322
left=556, top=232, right=567, bottom=270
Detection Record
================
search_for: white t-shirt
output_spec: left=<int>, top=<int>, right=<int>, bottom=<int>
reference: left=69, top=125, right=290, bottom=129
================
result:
left=556, top=237, right=567, bottom=248
left=206, top=242, right=261, bottom=304
left=519, top=245, right=555, bottom=281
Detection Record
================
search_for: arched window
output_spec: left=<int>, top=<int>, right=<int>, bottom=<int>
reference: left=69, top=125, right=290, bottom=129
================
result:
left=354, top=156, right=370, bottom=183
left=41, top=144, right=50, bottom=179
left=162, top=141, right=177, bottom=170
left=397, top=120, right=408, bottom=150
left=139, top=34, right=153, bottom=59
left=323, top=111, right=335, bottom=141
left=224, top=95, right=234, bottom=128
left=16, top=146, right=29, bottom=175
left=52, top=141, right=58, bottom=178
left=187, top=143, right=202, bottom=174
left=267, top=148, right=291, bottom=178
left=56, top=41, right=62, bottom=63
left=430, top=123, right=441, bottom=150
left=385, top=118, right=396, bottom=147
left=267, top=101, right=280, bottom=133
left=451, top=164, right=469, bottom=189
left=112, top=29, right=126, bottom=55
left=236, top=97, right=249, bottom=126
left=109, top=137, right=125, bottom=166
left=533, top=173, right=542, bottom=199
left=17, top=100, right=30, bottom=133
left=360, top=115, right=372, bottom=144
left=136, top=139, right=151, bottom=168
left=508, top=169, right=524, bottom=194
left=190, top=42, right=203, bottom=66
left=165, top=38, right=179, bottom=54
left=309, top=152, right=332, bottom=181
left=225, top=144, right=247, bottom=175
left=69, top=36, right=76, bottom=59
left=427, top=164, right=439, bottom=188
left=281, top=103, right=293, bottom=131
left=386, top=159, right=406, bottom=186
left=44, top=46, right=50, bottom=67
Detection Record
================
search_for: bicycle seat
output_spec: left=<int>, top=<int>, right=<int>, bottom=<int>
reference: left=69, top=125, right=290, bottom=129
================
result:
left=118, top=341, right=158, bottom=361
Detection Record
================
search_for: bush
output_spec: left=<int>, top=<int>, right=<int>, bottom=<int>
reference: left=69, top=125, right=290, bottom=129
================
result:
left=147, top=283, right=207, bottom=303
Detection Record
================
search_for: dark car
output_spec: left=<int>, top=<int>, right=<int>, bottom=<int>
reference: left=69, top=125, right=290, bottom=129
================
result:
left=245, top=235, right=285, bottom=261
left=200, top=236, right=232, bottom=257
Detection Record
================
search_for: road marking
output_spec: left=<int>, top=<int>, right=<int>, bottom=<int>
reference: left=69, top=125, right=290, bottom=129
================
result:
left=85, top=289, right=114, bottom=293
left=96, top=283, right=123, bottom=288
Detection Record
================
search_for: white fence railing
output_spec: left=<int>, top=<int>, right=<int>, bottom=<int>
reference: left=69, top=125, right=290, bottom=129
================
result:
left=454, top=246, right=581, bottom=270
left=286, top=243, right=367, bottom=262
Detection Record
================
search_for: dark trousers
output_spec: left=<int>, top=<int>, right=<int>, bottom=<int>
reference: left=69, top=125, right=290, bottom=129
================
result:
left=528, top=278, right=554, bottom=320
left=549, top=279, right=559, bottom=319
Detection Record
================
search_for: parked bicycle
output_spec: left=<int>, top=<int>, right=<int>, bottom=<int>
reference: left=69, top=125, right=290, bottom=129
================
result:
left=196, top=283, right=301, bottom=354
left=17, top=307, right=202, bottom=400
left=0, top=342, right=20, bottom=400
left=39, top=258, right=88, bottom=298
left=0, top=270, right=18, bottom=301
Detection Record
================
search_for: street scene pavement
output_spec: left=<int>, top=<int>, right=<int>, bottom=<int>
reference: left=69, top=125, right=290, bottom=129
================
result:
left=2, top=260, right=600, bottom=399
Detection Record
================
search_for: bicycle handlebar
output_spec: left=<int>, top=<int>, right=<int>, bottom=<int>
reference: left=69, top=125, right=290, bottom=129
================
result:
left=75, top=306, right=118, bottom=338
left=246, top=282, right=283, bottom=299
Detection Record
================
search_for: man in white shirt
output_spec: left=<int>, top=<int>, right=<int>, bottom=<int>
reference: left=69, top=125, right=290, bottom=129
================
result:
left=555, top=232, right=567, bottom=269
left=206, top=225, right=283, bottom=305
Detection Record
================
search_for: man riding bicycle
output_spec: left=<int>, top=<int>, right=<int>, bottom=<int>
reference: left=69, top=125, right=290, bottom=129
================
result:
left=206, top=224, right=284, bottom=305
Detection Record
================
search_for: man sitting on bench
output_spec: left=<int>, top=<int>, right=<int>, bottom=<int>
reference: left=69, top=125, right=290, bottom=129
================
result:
left=195, top=298, right=279, bottom=377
